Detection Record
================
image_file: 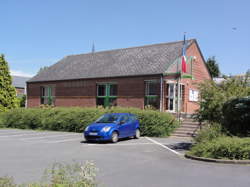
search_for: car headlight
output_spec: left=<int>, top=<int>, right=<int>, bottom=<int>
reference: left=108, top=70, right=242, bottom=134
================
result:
left=102, top=126, right=111, bottom=132
left=85, top=126, right=89, bottom=131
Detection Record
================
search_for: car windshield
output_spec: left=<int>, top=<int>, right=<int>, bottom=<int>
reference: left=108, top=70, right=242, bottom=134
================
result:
left=95, top=114, right=119, bottom=123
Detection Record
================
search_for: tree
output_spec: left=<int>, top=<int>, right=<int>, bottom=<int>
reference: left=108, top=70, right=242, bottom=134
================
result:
left=195, top=77, right=250, bottom=124
left=37, top=66, right=49, bottom=74
left=206, top=56, right=220, bottom=78
left=0, top=54, right=19, bottom=111
left=246, top=69, right=250, bottom=76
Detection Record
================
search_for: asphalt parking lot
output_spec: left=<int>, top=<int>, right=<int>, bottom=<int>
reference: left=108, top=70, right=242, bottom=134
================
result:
left=0, top=129, right=250, bottom=187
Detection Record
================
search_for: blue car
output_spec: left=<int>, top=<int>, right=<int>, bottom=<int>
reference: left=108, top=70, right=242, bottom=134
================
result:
left=84, top=113, right=140, bottom=143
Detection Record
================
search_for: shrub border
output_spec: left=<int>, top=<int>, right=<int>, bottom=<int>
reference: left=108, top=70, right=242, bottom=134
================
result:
left=185, top=153, right=250, bottom=165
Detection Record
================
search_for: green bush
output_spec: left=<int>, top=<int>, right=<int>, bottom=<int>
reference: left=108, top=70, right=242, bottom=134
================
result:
left=195, top=77, right=250, bottom=124
left=193, top=123, right=224, bottom=143
left=0, top=161, right=97, bottom=187
left=189, top=137, right=250, bottom=160
left=222, top=96, right=250, bottom=136
left=0, top=107, right=178, bottom=137
left=0, top=176, right=16, bottom=187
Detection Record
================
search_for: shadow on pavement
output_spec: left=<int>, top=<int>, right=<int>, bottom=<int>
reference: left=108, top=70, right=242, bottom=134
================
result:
left=80, top=137, right=134, bottom=144
left=166, top=142, right=193, bottom=152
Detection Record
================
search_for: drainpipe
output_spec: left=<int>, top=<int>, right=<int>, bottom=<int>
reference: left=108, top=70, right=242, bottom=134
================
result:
left=160, top=75, right=163, bottom=112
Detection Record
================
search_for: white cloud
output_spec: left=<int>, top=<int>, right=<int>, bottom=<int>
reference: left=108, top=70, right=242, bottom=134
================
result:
left=10, top=70, right=34, bottom=77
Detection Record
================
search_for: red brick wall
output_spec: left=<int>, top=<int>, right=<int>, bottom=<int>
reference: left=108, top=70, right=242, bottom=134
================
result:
left=162, top=41, right=211, bottom=114
left=27, top=75, right=161, bottom=109
left=181, top=41, right=211, bottom=114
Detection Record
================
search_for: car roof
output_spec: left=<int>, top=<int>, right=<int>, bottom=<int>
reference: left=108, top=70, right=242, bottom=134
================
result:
left=106, top=113, right=135, bottom=116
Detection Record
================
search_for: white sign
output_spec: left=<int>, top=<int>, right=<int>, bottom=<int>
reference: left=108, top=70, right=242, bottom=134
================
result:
left=189, top=89, right=199, bottom=102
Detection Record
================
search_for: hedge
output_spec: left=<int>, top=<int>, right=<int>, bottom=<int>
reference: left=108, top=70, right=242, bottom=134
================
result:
left=222, top=96, right=250, bottom=136
left=189, top=137, right=250, bottom=160
left=0, top=107, right=179, bottom=137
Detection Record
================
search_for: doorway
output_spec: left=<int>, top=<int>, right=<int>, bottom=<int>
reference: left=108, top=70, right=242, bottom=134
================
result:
left=166, top=83, right=185, bottom=112
left=166, top=83, right=176, bottom=112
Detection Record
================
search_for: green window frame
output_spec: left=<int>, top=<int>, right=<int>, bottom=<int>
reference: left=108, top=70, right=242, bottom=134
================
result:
left=96, top=83, right=117, bottom=108
left=41, top=86, right=54, bottom=105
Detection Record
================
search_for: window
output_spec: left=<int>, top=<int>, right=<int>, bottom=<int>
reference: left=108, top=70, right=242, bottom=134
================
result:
left=41, top=86, right=55, bottom=105
left=95, top=114, right=119, bottom=123
left=97, top=85, right=106, bottom=96
left=189, top=89, right=199, bottom=102
left=145, top=81, right=158, bottom=96
left=96, top=83, right=117, bottom=107
left=119, top=115, right=129, bottom=123
left=109, top=84, right=118, bottom=96
left=145, top=80, right=159, bottom=109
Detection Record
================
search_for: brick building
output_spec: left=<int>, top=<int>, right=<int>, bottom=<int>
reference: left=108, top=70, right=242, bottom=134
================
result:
left=27, top=39, right=211, bottom=115
left=12, top=76, right=30, bottom=97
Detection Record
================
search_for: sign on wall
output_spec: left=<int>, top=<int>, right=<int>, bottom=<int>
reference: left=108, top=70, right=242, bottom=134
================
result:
left=189, top=89, right=199, bottom=102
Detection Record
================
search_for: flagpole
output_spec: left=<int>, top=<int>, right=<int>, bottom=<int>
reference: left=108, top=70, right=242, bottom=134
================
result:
left=177, top=32, right=186, bottom=121
left=177, top=66, right=180, bottom=122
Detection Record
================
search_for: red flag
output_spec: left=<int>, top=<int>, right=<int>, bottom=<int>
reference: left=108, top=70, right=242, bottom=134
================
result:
left=182, top=56, right=187, bottom=73
left=181, top=34, right=187, bottom=73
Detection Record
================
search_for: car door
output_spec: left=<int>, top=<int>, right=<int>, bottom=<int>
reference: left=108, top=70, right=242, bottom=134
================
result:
left=118, top=115, right=130, bottom=138
left=127, top=115, right=137, bottom=136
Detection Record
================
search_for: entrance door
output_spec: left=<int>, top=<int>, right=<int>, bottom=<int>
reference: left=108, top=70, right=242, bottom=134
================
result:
left=166, top=83, right=185, bottom=112
left=97, top=83, right=117, bottom=107
left=166, top=83, right=176, bottom=112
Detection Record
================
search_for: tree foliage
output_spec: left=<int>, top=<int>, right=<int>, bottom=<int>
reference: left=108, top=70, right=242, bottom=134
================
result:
left=0, top=55, right=18, bottom=111
left=206, top=56, right=220, bottom=78
left=222, top=96, right=250, bottom=136
left=195, top=77, right=250, bottom=124
left=37, top=66, right=49, bottom=74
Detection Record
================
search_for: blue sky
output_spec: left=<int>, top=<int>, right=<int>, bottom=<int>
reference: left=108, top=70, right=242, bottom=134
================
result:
left=1, top=0, right=249, bottom=77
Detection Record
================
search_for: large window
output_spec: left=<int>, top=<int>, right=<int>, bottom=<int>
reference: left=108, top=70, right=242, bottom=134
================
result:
left=97, top=83, right=117, bottom=107
left=41, top=86, right=55, bottom=105
left=145, top=80, right=159, bottom=109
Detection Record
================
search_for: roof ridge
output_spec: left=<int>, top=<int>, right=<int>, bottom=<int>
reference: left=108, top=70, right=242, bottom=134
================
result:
left=65, top=39, right=196, bottom=58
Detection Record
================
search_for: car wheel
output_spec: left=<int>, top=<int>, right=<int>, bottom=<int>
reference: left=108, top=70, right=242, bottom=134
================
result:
left=134, top=129, right=140, bottom=139
left=111, top=131, right=119, bottom=143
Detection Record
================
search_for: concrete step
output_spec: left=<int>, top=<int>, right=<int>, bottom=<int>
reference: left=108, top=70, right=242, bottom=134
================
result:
left=173, top=127, right=199, bottom=132
left=173, top=130, right=198, bottom=134
left=181, top=121, right=199, bottom=124
left=180, top=124, right=200, bottom=128
left=171, top=132, right=197, bottom=138
left=174, top=128, right=198, bottom=133
left=172, top=121, right=200, bottom=138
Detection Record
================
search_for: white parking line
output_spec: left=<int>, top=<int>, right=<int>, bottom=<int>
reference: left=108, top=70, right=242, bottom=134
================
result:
left=145, top=137, right=182, bottom=156
left=0, top=132, right=33, bottom=136
left=45, top=138, right=83, bottom=144
left=20, top=133, right=79, bottom=140
left=0, top=132, right=54, bottom=138
left=84, top=142, right=155, bottom=146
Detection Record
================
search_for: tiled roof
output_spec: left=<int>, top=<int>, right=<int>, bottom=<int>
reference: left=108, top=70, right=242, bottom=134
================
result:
left=28, top=39, right=194, bottom=82
left=12, top=76, right=30, bottom=88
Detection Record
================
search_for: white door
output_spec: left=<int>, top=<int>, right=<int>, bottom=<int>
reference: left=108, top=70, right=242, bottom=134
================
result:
left=167, top=83, right=176, bottom=112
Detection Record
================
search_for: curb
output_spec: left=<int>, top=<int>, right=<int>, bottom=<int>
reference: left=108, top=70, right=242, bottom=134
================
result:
left=185, top=154, right=250, bottom=165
